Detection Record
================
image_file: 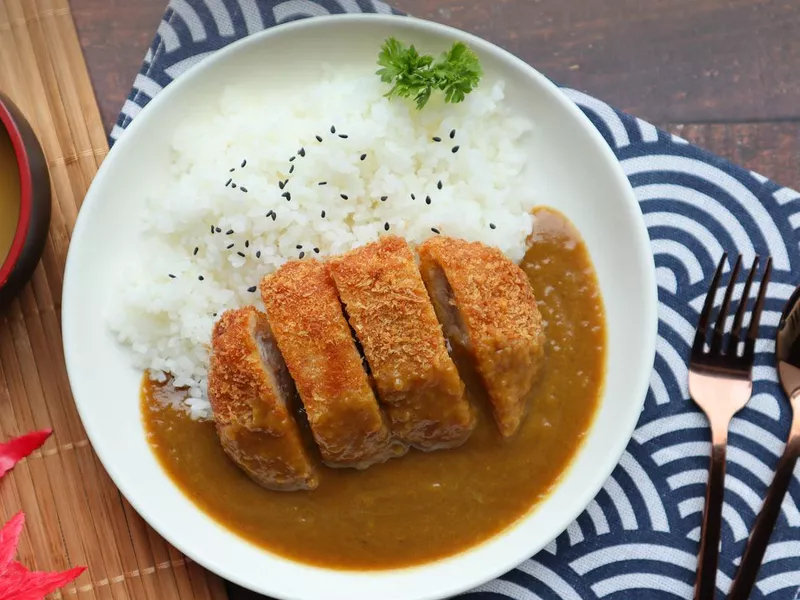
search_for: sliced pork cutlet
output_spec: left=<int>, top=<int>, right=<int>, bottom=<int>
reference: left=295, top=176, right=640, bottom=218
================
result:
left=328, top=236, right=475, bottom=451
left=418, top=236, right=546, bottom=437
left=208, top=306, right=318, bottom=491
left=261, top=260, right=405, bottom=469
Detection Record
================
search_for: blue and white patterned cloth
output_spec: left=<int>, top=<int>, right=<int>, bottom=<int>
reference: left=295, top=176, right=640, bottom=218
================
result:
left=111, top=2, right=800, bottom=598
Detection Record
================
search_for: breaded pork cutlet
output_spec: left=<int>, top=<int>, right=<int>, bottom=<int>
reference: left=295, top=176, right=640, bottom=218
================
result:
left=261, top=260, right=405, bottom=469
left=418, top=237, right=546, bottom=437
left=207, top=307, right=318, bottom=491
left=328, top=236, right=475, bottom=450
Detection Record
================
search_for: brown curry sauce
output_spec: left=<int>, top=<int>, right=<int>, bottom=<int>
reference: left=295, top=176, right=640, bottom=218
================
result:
left=141, top=207, right=606, bottom=570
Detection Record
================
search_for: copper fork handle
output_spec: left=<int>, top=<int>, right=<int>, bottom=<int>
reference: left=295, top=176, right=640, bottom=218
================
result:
left=695, top=439, right=727, bottom=600
left=728, top=435, right=800, bottom=599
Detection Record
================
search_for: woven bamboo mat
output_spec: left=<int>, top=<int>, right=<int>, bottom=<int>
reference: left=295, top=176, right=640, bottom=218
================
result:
left=0, top=1, right=229, bottom=598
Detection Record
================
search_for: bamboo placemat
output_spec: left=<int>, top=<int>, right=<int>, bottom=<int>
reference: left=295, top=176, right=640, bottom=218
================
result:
left=0, top=1, right=229, bottom=598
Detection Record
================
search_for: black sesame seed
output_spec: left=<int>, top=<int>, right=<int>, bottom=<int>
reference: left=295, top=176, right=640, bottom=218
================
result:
left=432, top=228, right=441, bottom=234
left=432, top=136, right=442, bottom=142
left=193, top=247, right=199, bottom=256
left=299, top=252, right=305, bottom=259
left=279, top=180, right=286, bottom=190
left=321, top=210, right=326, bottom=218
left=360, top=154, right=367, bottom=161
left=298, top=148, right=306, bottom=157
left=256, top=250, right=262, bottom=258
left=227, top=243, right=235, bottom=250
left=289, top=156, right=296, bottom=162
left=313, top=247, right=320, bottom=254
left=248, top=286, right=257, bottom=293
left=213, top=313, right=217, bottom=317
left=215, top=227, right=222, bottom=233
left=282, top=192, right=291, bottom=201
left=339, top=134, right=348, bottom=139
left=225, top=178, right=232, bottom=187
left=240, top=187, right=248, bottom=193
left=237, top=251, right=246, bottom=258
left=231, top=183, right=238, bottom=189
left=226, top=229, right=234, bottom=235
left=380, top=196, right=388, bottom=202
left=241, top=159, right=247, bottom=168
left=450, top=129, right=456, bottom=139
left=289, top=165, right=295, bottom=174
left=198, top=275, right=205, bottom=281
left=229, top=167, right=235, bottom=172
left=266, top=210, right=274, bottom=218
left=168, top=274, right=176, bottom=279
left=341, top=194, right=348, bottom=200
left=330, top=125, right=336, bottom=134
left=437, top=180, right=443, bottom=190
left=489, top=223, right=496, bottom=229
left=425, top=196, right=432, bottom=205
left=384, top=222, right=390, bottom=231
left=318, top=181, right=327, bottom=186
left=245, top=240, right=250, bottom=248
left=271, top=212, right=277, bottom=221
left=296, top=244, right=303, bottom=249
left=411, top=194, right=416, bottom=200
left=211, top=225, right=215, bottom=234
left=452, top=146, right=460, bottom=154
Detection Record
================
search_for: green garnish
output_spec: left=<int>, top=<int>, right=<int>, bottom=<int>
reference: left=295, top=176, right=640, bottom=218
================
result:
left=376, top=37, right=483, bottom=110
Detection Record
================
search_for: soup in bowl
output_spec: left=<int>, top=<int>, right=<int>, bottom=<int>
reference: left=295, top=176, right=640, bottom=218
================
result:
left=0, top=93, right=51, bottom=306
left=0, top=118, right=19, bottom=264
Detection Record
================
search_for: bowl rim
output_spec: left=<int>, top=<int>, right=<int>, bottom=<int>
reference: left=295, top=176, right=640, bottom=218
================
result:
left=0, top=95, right=33, bottom=288
left=63, top=13, right=658, bottom=600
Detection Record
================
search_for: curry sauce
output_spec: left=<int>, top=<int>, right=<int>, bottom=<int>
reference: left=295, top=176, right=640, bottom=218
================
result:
left=142, top=207, right=606, bottom=570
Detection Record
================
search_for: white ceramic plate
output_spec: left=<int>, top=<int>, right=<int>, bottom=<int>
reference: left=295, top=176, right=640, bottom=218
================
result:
left=63, top=14, right=657, bottom=600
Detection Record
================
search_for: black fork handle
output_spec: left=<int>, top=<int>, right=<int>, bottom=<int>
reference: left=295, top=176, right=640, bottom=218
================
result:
left=695, top=440, right=727, bottom=600
left=727, top=442, right=800, bottom=600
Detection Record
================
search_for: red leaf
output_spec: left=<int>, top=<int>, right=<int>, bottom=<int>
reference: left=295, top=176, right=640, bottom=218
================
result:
left=0, top=430, right=52, bottom=479
left=0, top=433, right=85, bottom=598
left=0, top=513, right=24, bottom=576
left=0, top=561, right=85, bottom=600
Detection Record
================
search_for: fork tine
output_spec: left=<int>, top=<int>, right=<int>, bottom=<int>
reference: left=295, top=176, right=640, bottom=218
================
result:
left=727, top=256, right=759, bottom=355
left=693, top=253, right=727, bottom=355
left=710, top=254, right=742, bottom=354
left=744, top=257, right=773, bottom=362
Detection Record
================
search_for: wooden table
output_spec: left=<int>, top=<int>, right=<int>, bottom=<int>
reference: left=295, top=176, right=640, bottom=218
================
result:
left=66, top=0, right=800, bottom=597
left=70, top=0, right=800, bottom=191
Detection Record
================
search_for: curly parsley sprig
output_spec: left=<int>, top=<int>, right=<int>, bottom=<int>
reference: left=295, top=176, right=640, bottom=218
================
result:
left=376, top=37, right=483, bottom=110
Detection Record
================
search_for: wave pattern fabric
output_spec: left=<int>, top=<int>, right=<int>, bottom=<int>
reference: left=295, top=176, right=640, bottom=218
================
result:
left=111, top=1, right=800, bottom=598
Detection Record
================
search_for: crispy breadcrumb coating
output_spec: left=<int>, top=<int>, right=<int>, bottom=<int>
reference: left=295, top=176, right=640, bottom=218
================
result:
left=261, top=260, right=405, bottom=468
left=208, top=307, right=318, bottom=490
left=328, top=236, right=474, bottom=450
left=418, top=236, right=546, bottom=437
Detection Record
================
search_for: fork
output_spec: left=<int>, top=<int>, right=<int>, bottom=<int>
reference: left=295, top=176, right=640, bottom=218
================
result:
left=689, top=253, right=772, bottom=600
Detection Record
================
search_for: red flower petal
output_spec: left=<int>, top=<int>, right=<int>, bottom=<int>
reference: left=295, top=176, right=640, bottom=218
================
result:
left=0, top=512, right=24, bottom=576
left=0, top=430, right=52, bottom=479
left=0, top=561, right=85, bottom=600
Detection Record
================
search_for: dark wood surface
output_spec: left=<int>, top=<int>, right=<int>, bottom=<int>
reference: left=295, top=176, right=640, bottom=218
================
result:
left=70, top=0, right=800, bottom=190
left=65, top=0, right=800, bottom=597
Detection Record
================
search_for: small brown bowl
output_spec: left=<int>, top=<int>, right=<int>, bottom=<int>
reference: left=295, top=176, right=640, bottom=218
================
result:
left=0, top=93, right=51, bottom=307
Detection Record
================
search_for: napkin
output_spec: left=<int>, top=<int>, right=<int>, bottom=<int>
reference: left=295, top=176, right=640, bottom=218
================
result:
left=111, top=2, right=800, bottom=598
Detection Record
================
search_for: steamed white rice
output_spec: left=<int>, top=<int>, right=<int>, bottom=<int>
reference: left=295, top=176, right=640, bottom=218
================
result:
left=107, top=67, right=537, bottom=419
